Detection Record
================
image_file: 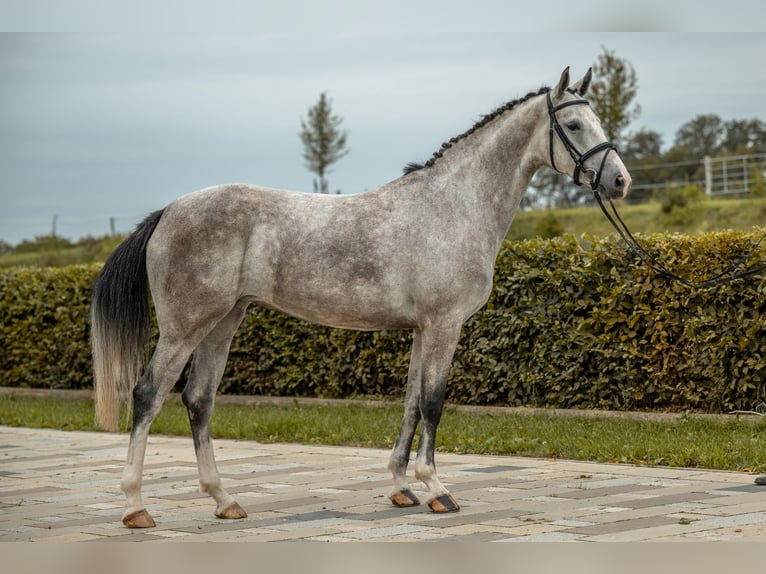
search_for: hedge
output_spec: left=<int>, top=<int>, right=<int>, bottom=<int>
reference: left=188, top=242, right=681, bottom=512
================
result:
left=2, top=230, right=766, bottom=413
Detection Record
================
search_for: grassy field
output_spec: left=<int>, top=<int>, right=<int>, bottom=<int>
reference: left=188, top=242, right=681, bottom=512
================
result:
left=506, top=197, right=766, bottom=241
left=2, top=394, right=765, bottom=473
left=0, top=235, right=124, bottom=268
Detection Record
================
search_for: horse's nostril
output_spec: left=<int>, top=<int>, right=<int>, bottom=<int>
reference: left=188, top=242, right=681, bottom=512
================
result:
left=615, top=175, right=625, bottom=190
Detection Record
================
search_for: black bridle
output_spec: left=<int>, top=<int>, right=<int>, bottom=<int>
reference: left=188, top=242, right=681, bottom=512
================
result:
left=547, top=89, right=766, bottom=290
left=547, top=90, right=617, bottom=191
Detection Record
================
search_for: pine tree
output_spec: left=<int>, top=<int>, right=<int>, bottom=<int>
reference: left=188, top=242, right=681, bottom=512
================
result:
left=299, top=92, right=349, bottom=193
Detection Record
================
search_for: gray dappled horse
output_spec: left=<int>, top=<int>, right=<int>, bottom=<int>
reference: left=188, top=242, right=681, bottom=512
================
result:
left=91, top=67, right=631, bottom=528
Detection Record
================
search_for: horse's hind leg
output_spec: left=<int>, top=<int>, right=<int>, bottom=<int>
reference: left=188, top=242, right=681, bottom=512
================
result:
left=181, top=301, right=249, bottom=520
left=388, top=330, right=422, bottom=507
left=121, top=335, right=197, bottom=528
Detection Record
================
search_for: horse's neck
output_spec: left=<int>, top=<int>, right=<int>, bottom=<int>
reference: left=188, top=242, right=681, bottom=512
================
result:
left=425, top=97, right=547, bottom=253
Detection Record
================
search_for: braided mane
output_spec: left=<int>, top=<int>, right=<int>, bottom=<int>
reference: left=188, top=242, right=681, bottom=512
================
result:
left=403, top=86, right=551, bottom=175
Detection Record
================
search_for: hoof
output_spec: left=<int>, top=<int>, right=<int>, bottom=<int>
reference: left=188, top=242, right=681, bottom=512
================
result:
left=122, top=509, right=156, bottom=528
left=389, top=488, right=421, bottom=507
left=428, top=493, right=460, bottom=513
left=215, top=501, right=248, bottom=520
left=754, top=475, right=766, bottom=485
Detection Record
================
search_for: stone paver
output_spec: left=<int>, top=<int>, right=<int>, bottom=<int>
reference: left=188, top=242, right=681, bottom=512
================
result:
left=2, top=425, right=766, bottom=542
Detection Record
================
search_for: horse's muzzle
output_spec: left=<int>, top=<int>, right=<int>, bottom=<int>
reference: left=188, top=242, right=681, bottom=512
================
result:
left=598, top=162, right=631, bottom=200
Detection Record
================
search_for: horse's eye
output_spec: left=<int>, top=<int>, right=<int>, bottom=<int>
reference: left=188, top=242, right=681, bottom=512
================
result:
left=566, top=121, right=581, bottom=132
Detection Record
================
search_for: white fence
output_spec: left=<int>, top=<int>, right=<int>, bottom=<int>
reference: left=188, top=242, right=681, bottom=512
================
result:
left=623, top=153, right=765, bottom=203
left=704, top=153, right=766, bottom=197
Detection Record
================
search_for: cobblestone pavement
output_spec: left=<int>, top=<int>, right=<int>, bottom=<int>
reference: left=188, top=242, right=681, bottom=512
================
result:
left=2, top=425, right=766, bottom=542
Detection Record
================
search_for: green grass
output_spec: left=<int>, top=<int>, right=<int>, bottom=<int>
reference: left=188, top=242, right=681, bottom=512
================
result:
left=0, top=236, right=123, bottom=268
left=2, top=395, right=765, bottom=473
left=506, top=197, right=766, bottom=241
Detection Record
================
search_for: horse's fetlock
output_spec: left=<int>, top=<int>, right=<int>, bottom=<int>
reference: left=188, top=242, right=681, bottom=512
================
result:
left=120, top=476, right=138, bottom=495
left=387, top=457, right=403, bottom=474
left=199, top=477, right=221, bottom=494
left=413, top=461, right=434, bottom=482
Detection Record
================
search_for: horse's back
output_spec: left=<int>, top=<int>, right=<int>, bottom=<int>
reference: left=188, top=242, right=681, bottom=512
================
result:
left=145, top=184, right=423, bottom=330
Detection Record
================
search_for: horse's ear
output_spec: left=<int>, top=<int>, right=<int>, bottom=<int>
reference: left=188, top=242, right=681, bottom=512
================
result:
left=555, top=66, right=570, bottom=98
left=572, top=67, right=592, bottom=96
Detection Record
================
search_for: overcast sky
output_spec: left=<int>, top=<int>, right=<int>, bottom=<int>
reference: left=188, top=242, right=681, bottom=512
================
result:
left=2, top=3, right=766, bottom=243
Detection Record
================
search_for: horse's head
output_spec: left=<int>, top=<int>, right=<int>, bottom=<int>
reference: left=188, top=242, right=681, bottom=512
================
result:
left=545, top=67, right=631, bottom=200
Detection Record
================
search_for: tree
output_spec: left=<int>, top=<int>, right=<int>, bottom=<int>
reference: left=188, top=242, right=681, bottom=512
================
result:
left=528, top=170, right=592, bottom=208
left=623, top=128, right=663, bottom=162
left=299, top=92, right=349, bottom=194
left=720, top=119, right=766, bottom=154
left=589, top=47, right=641, bottom=146
left=525, top=171, right=563, bottom=208
left=673, top=114, right=724, bottom=157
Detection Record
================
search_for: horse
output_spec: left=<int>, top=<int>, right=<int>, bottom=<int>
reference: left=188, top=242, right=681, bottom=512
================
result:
left=91, top=67, right=632, bottom=528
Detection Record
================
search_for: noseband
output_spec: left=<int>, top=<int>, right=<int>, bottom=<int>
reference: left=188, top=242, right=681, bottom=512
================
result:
left=547, top=90, right=617, bottom=191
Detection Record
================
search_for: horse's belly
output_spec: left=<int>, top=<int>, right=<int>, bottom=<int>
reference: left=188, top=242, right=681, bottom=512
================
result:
left=251, top=278, right=416, bottom=331
left=261, top=296, right=416, bottom=331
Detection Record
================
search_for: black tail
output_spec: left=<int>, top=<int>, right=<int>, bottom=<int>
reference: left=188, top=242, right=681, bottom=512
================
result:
left=91, top=210, right=164, bottom=431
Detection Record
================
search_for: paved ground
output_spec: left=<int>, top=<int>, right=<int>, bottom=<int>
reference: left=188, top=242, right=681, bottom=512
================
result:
left=2, top=425, right=766, bottom=542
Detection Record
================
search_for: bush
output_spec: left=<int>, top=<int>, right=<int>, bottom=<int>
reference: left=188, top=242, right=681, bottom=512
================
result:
left=2, top=230, right=766, bottom=413
left=656, top=184, right=705, bottom=217
left=533, top=211, right=564, bottom=239
left=0, top=265, right=97, bottom=389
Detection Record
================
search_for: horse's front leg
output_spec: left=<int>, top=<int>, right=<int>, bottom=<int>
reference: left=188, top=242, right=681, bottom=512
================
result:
left=413, top=321, right=462, bottom=513
left=388, top=330, right=422, bottom=507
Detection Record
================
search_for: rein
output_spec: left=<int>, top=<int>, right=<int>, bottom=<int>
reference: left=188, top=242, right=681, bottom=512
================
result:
left=592, top=191, right=766, bottom=289
left=547, top=89, right=766, bottom=290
